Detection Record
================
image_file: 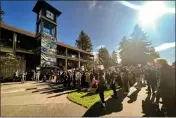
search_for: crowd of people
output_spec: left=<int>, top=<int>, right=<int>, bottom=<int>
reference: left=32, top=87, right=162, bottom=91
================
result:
left=13, top=70, right=40, bottom=83
left=93, top=58, right=175, bottom=116
left=12, top=58, right=175, bottom=116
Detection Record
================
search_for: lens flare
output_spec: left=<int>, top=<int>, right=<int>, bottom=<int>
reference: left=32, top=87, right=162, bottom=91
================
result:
left=119, top=1, right=175, bottom=29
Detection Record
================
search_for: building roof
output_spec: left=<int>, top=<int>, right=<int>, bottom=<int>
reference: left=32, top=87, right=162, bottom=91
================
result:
left=56, top=42, right=93, bottom=56
left=1, top=22, right=93, bottom=56
left=32, top=0, right=62, bottom=16
left=1, top=22, right=36, bottom=38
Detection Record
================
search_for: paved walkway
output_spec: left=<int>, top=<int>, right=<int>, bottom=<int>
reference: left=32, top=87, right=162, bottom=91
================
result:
left=1, top=83, right=87, bottom=116
left=1, top=82, right=170, bottom=117
left=82, top=86, right=164, bottom=117
left=1, top=81, right=61, bottom=93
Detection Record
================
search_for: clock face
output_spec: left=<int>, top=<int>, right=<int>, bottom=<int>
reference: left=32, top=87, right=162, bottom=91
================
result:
left=46, top=10, right=54, bottom=20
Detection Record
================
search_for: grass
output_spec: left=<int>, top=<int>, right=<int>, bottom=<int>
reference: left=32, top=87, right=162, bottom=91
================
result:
left=67, top=89, right=117, bottom=108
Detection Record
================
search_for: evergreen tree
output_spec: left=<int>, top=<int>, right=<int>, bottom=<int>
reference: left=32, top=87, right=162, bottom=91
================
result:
left=119, top=25, right=160, bottom=66
left=75, top=30, right=93, bottom=52
left=111, top=50, right=118, bottom=66
left=98, top=47, right=111, bottom=68
left=0, top=8, right=5, bottom=22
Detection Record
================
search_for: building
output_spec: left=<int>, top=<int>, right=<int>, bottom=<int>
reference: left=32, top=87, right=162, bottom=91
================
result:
left=0, top=0, right=94, bottom=78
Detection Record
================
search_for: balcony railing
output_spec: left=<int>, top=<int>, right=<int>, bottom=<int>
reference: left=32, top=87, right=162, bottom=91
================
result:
left=80, top=56, right=94, bottom=61
left=57, top=51, right=66, bottom=56
left=68, top=54, right=79, bottom=60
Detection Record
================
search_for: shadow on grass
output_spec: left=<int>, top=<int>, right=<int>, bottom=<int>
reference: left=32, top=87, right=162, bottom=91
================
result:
left=47, top=90, right=77, bottom=98
left=82, top=89, right=127, bottom=117
left=81, top=92, right=97, bottom=98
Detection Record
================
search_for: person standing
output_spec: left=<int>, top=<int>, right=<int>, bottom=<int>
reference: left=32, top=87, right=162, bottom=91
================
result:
left=73, top=71, right=76, bottom=88
left=15, top=70, right=19, bottom=81
left=122, top=68, right=129, bottom=94
left=36, top=71, right=40, bottom=82
left=89, top=71, right=94, bottom=88
left=98, top=69, right=106, bottom=108
left=67, top=71, right=71, bottom=89
left=63, top=72, right=67, bottom=87
left=56, top=71, right=60, bottom=84
left=85, top=71, right=90, bottom=87
left=32, top=70, right=36, bottom=81
left=110, top=69, right=118, bottom=98
left=135, top=67, right=142, bottom=90
left=155, top=58, right=175, bottom=116
left=43, top=74, right=47, bottom=82
left=105, top=70, right=110, bottom=89
left=21, top=71, right=26, bottom=83
left=76, top=70, right=82, bottom=91
left=81, top=72, right=86, bottom=87
left=147, top=67, right=157, bottom=94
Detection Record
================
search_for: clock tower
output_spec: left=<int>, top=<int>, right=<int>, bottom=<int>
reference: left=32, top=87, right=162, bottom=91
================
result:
left=32, top=0, right=61, bottom=68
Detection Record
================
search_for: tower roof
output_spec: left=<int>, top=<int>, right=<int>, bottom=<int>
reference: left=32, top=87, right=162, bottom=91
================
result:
left=32, top=0, right=62, bottom=16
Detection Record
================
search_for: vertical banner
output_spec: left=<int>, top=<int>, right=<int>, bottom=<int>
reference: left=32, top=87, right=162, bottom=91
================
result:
left=40, top=33, right=57, bottom=67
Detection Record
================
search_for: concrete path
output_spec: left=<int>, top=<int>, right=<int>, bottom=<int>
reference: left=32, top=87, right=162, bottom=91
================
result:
left=1, top=82, right=171, bottom=117
left=1, top=81, right=62, bottom=93
left=1, top=83, right=87, bottom=116
left=82, top=86, right=165, bottom=117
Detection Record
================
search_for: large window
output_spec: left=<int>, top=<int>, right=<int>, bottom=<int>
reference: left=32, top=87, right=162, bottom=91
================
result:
left=43, top=21, right=56, bottom=37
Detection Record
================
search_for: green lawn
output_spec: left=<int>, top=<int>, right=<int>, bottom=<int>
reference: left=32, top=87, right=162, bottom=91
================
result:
left=67, top=89, right=115, bottom=108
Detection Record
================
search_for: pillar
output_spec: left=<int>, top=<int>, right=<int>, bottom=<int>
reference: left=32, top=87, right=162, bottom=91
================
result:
left=65, top=48, right=68, bottom=72
left=78, top=52, right=80, bottom=68
left=41, top=19, right=44, bottom=33
left=23, top=56, right=26, bottom=72
left=13, top=33, right=17, bottom=54
left=56, top=16, right=58, bottom=39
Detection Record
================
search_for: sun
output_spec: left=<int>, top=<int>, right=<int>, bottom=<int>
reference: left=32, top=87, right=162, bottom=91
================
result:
left=137, top=1, right=167, bottom=29
left=119, top=1, right=175, bottom=29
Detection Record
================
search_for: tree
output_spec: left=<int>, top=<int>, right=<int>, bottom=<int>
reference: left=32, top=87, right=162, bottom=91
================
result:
left=119, top=25, right=160, bottom=66
left=98, top=47, right=111, bottom=68
left=111, top=50, right=118, bottom=66
left=0, top=8, right=5, bottom=22
left=119, top=36, right=133, bottom=65
left=148, top=47, right=160, bottom=61
left=0, top=53, right=21, bottom=78
left=75, top=30, right=93, bottom=52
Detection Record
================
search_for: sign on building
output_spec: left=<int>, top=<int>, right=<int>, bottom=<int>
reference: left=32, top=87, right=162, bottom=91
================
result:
left=40, top=33, right=57, bottom=67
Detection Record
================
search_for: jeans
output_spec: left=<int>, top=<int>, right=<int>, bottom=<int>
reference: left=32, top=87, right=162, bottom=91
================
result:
left=99, top=92, right=105, bottom=103
left=111, top=84, right=117, bottom=96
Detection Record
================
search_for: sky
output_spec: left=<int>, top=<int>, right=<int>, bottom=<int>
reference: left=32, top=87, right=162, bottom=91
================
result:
left=2, top=1, right=175, bottom=64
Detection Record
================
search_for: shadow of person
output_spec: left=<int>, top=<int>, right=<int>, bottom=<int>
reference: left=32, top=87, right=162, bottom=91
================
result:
left=82, top=89, right=126, bottom=117
left=81, top=92, right=97, bottom=98
left=127, top=89, right=140, bottom=103
left=142, top=93, right=165, bottom=117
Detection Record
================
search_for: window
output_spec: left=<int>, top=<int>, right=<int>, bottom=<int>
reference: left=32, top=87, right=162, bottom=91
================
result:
left=46, top=10, right=54, bottom=20
left=38, top=23, right=41, bottom=33
left=43, top=21, right=56, bottom=37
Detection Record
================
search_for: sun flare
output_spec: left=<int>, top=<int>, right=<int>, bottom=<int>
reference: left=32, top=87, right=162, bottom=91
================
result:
left=138, top=1, right=167, bottom=29
left=119, top=1, right=175, bottom=29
